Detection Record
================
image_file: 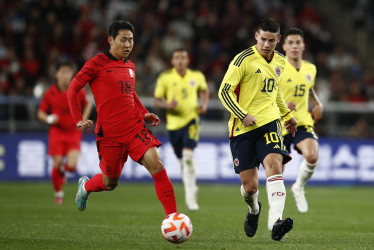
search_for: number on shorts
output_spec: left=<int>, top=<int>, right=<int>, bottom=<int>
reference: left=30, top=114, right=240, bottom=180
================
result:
left=188, top=124, right=198, bottom=141
left=136, top=129, right=151, bottom=145
left=264, top=132, right=279, bottom=145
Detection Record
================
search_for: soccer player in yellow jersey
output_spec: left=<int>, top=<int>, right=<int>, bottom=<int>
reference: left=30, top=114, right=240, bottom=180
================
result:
left=218, top=18, right=297, bottom=241
left=280, top=28, right=323, bottom=214
left=154, top=48, right=209, bottom=211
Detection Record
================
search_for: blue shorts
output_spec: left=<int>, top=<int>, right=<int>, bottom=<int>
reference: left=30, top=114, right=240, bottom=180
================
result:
left=283, top=125, right=318, bottom=154
left=168, top=119, right=199, bottom=159
left=229, top=120, right=291, bottom=174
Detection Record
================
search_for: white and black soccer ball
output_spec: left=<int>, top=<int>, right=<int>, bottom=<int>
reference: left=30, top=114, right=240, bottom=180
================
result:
left=161, top=212, right=193, bottom=244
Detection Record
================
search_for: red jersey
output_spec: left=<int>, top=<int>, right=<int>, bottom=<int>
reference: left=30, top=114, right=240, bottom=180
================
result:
left=39, top=84, right=89, bottom=137
left=67, top=51, right=149, bottom=138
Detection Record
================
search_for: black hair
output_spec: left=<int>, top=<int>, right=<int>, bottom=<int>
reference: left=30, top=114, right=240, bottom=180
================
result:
left=172, top=48, right=188, bottom=54
left=284, top=27, right=304, bottom=39
left=56, top=61, right=74, bottom=71
left=108, top=20, right=134, bottom=39
left=258, top=18, right=280, bottom=34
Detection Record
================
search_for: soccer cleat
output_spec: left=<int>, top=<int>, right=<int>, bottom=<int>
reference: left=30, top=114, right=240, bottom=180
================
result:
left=186, top=199, right=199, bottom=211
left=55, top=197, right=64, bottom=204
left=76, top=176, right=90, bottom=211
left=271, top=218, right=293, bottom=241
left=244, top=201, right=261, bottom=237
left=186, top=186, right=199, bottom=211
left=291, top=184, right=308, bottom=213
left=54, top=190, right=64, bottom=204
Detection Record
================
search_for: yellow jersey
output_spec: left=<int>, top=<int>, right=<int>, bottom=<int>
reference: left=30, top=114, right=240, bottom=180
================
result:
left=280, top=59, right=316, bottom=135
left=218, top=45, right=293, bottom=138
left=154, top=68, right=207, bottom=131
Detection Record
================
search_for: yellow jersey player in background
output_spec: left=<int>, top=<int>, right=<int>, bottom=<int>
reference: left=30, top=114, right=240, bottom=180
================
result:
left=218, top=18, right=297, bottom=241
left=280, top=28, right=323, bottom=214
left=154, top=48, right=209, bottom=211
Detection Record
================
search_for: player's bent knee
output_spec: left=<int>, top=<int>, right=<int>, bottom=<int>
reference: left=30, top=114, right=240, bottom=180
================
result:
left=244, top=187, right=258, bottom=196
left=242, top=183, right=258, bottom=195
left=304, top=152, right=318, bottom=165
left=150, top=162, right=165, bottom=175
left=53, top=159, right=63, bottom=167
left=105, top=182, right=118, bottom=191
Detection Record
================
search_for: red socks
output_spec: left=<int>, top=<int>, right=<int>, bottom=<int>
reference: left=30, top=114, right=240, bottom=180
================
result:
left=152, top=169, right=177, bottom=215
left=64, top=163, right=76, bottom=173
left=51, top=167, right=64, bottom=192
left=84, top=174, right=108, bottom=192
left=75, top=170, right=176, bottom=215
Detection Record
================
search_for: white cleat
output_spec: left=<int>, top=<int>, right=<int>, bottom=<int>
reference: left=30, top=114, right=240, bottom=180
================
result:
left=76, top=176, right=90, bottom=211
left=291, top=184, right=308, bottom=213
left=186, top=198, right=199, bottom=211
left=186, top=186, right=199, bottom=211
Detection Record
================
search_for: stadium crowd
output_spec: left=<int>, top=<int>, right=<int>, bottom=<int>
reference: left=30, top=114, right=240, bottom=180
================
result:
left=0, top=0, right=373, bottom=135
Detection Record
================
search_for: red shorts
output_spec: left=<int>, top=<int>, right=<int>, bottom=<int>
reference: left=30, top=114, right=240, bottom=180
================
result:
left=48, top=131, right=82, bottom=156
left=96, top=122, right=161, bottom=178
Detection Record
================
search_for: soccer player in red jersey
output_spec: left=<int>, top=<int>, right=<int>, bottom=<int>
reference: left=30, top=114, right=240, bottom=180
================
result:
left=67, top=20, right=177, bottom=216
left=38, top=61, right=92, bottom=204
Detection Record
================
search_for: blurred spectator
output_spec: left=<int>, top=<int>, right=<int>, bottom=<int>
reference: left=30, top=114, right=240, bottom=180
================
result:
left=0, top=0, right=371, bottom=105
left=349, top=118, right=371, bottom=139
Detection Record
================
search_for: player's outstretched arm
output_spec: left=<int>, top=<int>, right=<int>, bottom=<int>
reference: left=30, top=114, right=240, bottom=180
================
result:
left=309, top=88, right=323, bottom=123
left=198, top=89, right=209, bottom=115
left=154, top=97, right=178, bottom=110
left=38, top=110, right=59, bottom=125
left=144, top=113, right=160, bottom=126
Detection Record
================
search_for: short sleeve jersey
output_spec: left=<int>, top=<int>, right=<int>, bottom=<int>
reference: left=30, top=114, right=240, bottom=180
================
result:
left=67, top=51, right=149, bottom=138
left=280, top=59, right=316, bottom=135
left=39, top=84, right=88, bottom=134
left=218, top=45, right=292, bottom=138
left=154, top=68, right=207, bottom=131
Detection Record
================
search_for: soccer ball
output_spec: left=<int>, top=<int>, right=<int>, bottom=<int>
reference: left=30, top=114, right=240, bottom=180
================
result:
left=161, top=212, right=193, bottom=244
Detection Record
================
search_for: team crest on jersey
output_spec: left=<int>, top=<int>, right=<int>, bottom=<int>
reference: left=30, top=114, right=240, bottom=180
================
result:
left=234, top=158, right=239, bottom=167
left=129, top=68, right=134, bottom=78
left=306, top=73, right=312, bottom=83
left=275, top=66, right=282, bottom=77
left=189, top=80, right=196, bottom=87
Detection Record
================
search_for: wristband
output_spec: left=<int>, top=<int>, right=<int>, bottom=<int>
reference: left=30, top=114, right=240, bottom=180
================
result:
left=46, top=115, right=56, bottom=124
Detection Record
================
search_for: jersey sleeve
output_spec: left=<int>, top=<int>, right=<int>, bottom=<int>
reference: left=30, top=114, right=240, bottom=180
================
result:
left=67, top=59, right=96, bottom=123
left=78, top=88, right=90, bottom=107
left=276, top=86, right=293, bottom=121
left=154, top=74, right=166, bottom=99
left=311, top=64, right=317, bottom=88
left=218, top=60, right=248, bottom=120
left=38, top=91, right=51, bottom=113
left=133, top=90, right=149, bottom=117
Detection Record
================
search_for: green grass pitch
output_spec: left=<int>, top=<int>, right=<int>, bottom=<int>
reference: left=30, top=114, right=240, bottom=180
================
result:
left=0, top=182, right=373, bottom=249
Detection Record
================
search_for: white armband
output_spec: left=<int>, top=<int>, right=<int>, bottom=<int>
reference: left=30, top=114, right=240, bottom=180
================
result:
left=46, top=114, right=56, bottom=124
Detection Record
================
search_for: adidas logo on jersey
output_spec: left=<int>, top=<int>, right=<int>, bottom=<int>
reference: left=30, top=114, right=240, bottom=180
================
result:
left=236, top=127, right=240, bottom=131
left=273, top=144, right=280, bottom=149
left=287, top=78, right=292, bottom=82
left=255, top=68, right=261, bottom=73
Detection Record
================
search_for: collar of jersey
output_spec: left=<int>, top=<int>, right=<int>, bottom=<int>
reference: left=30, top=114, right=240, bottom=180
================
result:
left=104, top=50, right=128, bottom=62
left=253, top=45, right=275, bottom=64
left=285, top=57, right=303, bottom=72
left=172, top=67, right=190, bottom=78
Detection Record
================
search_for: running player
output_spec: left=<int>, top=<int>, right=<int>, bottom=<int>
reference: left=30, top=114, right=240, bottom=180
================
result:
left=67, top=20, right=177, bottom=216
left=38, top=61, right=92, bottom=204
left=280, top=27, right=323, bottom=213
left=218, top=18, right=297, bottom=241
left=154, top=48, right=209, bottom=211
